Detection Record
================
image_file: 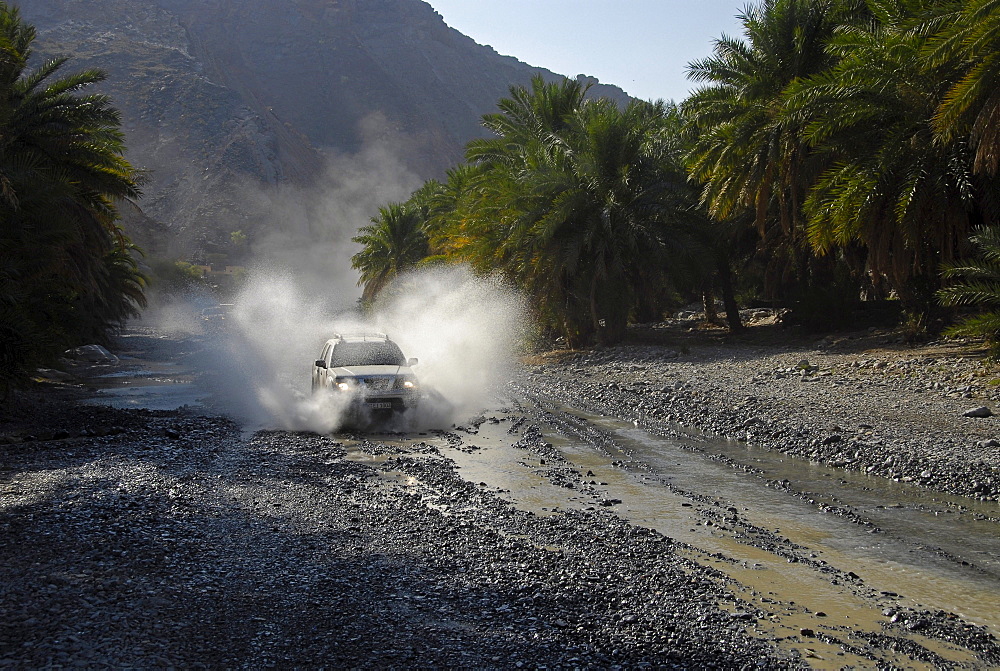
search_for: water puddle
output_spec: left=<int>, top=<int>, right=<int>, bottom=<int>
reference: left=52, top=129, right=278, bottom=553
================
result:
left=80, top=357, right=204, bottom=410
left=557, top=410, right=1000, bottom=628
left=411, top=399, right=1000, bottom=665
left=429, top=425, right=578, bottom=515
left=714, top=552, right=985, bottom=669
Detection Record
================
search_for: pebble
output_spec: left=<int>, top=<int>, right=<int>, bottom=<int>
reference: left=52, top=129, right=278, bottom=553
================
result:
left=0, top=380, right=792, bottom=669
left=5, top=323, right=1000, bottom=669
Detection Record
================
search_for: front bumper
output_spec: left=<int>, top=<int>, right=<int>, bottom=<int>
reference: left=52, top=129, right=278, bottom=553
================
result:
left=356, top=391, right=420, bottom=412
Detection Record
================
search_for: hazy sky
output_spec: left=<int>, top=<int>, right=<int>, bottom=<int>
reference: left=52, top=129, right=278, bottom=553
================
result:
left=425, top=1, right=749, bottom=103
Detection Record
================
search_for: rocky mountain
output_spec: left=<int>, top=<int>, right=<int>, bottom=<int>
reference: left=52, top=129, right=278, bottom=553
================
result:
left=22, top=0, right=630, bottom=256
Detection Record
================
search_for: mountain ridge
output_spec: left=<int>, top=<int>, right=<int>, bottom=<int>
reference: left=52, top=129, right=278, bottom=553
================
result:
left=22, top=0, right=631, bottom=256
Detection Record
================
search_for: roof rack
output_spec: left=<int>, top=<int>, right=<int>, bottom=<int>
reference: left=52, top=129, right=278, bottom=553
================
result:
left=332, top=332, right=389, bottom=342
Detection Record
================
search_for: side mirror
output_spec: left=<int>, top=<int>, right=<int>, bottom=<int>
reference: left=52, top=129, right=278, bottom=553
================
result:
left=407, top=357, right=418, bottom=367
left=314, top=360, right=327, bottom=369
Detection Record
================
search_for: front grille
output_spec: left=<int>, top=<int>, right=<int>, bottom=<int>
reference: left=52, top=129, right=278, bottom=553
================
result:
left=361, top=377, right=394, bottom=391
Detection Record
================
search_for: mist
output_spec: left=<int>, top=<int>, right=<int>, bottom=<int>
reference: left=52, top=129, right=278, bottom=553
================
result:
left=191, top=265, right=526, bottom=433
left=140, top=115, right=527, bottom=433
left=231, top=112, right=427, bottom=299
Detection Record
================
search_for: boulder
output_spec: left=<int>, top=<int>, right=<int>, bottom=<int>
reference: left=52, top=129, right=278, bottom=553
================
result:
left=65, top=345, right=119, bottom=364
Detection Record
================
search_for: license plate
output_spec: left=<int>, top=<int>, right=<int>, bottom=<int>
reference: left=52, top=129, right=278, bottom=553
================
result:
left=365, top=401, right=392, bottom=409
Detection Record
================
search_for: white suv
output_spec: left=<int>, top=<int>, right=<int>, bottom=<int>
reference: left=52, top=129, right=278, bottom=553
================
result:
left=311, top=333, right=419, bottom=412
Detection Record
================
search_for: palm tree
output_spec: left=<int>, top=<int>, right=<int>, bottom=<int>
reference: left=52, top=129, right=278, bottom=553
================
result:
left=794, top=0, right=978, bottom=317
left=416, top=164, right=489, bottom=262
left=0, top=2, right=144, bottom=393
left=925, top=0, right=1000, bottom=176
left=456, top=77, right=596, bottom=342
left=351, top=203, right=429, bottom=304
left=938, top=226, right=1000, bottom=352
left=466, top=75, right=589, bottom=170
left=362, top=79, right=722, bottom=346
left=388, top=77, right=714, bottom=346
left=684, top=0, right=842, bottom=298
left=472, top=97, right=699, bottom=344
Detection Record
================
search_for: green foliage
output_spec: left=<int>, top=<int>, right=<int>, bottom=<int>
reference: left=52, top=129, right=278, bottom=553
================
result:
left=351, top=202, right=429, bottom=305
left=684, top=0, right=998, bottom=320
left=939, top=226, right=1000, bottom=352
left=0, top=2, right=145, bottom=395
left=352, top=77, right=716, bottom=345
left=457, top=80, right=708, bottom=346
left=793, top=0, right=978, bottom=308
left=684, top=0, right=844, bottom=300
left=925, top=0, right=1000, bottom=176
left=352, top=0, right=1000, bottom=345
left=230, top=230, right=247, bottom=247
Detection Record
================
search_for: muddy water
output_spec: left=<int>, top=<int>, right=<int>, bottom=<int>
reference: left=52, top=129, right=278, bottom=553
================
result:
left=558, top=410, right=1000, bottom=665
left=587, top=412, right=1000, bottom=621
left=81, top=361, right=202, bottom=410
left=82, top=336, right=1000, bottom=664
left=430, top=401, right=1000, bottom=638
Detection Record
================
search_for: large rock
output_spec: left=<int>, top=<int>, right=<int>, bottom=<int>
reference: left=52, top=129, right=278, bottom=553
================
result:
left=65, top=345, right=119, bottom=364
left=963, top=406, right=994, bottom=418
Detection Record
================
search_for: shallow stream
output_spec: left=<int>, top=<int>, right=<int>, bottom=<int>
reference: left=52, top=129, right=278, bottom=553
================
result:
left=425, top=400, right=1000, bottom=667
left=83, top=333, right=1000, bottom=666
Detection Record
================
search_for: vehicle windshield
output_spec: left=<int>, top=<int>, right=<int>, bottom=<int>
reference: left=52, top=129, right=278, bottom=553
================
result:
left=331, top=341, right=406, bottom=367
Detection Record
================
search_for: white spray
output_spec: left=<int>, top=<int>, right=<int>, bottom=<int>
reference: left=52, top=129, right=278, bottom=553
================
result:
left=139, top=115, right=526, bottom=431
left=194, top=265, right=526, bottom=433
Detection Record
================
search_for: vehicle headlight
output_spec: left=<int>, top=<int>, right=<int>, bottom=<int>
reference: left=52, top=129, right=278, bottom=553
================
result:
left=396, top=376, right=418, bottom=390
left=334, top=379, right=353, bottom=392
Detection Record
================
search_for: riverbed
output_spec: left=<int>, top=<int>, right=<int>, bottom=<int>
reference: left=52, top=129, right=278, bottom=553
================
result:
left=2, top=325, right=999, bottom=668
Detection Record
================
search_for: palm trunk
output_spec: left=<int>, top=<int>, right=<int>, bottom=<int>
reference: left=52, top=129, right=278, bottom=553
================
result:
left=590, top=271, right=603, bottom=344
left=702, top=287, right=718, bottom=323
left=716, top=255, right=744, bottom=333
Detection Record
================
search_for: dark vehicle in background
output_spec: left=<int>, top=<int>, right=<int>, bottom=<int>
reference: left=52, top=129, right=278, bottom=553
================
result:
left=311, top=333, right=419, bottom=412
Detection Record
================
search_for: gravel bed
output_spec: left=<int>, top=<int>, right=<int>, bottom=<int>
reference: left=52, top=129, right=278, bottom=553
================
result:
left=0, top=396, right=795, bottom=669
left=523, top=325, right=1000, bottom=503
left=4, top=323, right=1000, bottom=668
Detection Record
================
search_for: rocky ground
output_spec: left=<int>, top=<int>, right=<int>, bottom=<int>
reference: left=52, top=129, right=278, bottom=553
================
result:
left=527, top=317, right=1000, bottom=504
left=0, top=399, right=792, bottom=668
left=2, top=320, right=1000, bottom=669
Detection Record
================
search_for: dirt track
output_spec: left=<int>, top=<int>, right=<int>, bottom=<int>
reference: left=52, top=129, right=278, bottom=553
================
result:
left=2, top=326, right=1000, bottom=669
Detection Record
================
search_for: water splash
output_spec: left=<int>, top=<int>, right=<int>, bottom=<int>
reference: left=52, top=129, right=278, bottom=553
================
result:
left=194, top=265, right=526, bottom=433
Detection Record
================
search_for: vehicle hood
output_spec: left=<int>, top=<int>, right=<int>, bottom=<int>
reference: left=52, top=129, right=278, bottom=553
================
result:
left=331, top=365, right=412, bottom=377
